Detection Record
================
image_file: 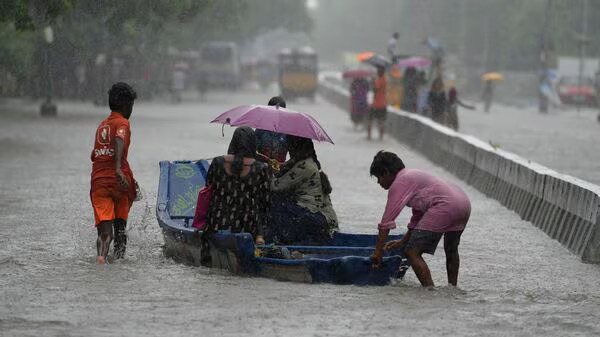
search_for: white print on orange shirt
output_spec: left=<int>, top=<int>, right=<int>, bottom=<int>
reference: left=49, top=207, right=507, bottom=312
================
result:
left=97, top=125, right=110, bottom=145
left=94, top=147, right=114, bottom=157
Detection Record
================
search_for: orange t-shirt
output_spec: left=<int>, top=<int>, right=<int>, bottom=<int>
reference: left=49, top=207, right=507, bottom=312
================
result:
left=91, top=112, right=133, bottom=188
left=372, top=75, right=387, bottom=109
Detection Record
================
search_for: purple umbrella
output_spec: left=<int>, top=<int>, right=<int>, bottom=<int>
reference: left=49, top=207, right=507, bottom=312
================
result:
left=211, top=105, right=334, bottom=144
left=396, top=56, right=431, bottom=68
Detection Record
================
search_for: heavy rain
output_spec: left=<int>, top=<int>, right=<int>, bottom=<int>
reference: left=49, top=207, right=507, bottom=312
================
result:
left=1, top=1, right=600, bottom=336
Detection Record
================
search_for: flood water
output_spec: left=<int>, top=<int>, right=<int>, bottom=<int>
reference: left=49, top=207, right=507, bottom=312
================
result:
left=1, top=90, right=600, bottom=336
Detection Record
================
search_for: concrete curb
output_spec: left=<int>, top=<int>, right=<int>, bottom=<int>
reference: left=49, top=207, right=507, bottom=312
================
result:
left=319, top=79, right=600, bottom=263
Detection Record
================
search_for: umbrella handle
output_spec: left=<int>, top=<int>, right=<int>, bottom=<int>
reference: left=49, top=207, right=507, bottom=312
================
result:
left=222, top=117, right=230, bottom=137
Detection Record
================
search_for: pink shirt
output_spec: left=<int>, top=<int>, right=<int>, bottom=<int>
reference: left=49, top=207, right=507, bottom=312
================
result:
left=379, top=169, right=471, bottom=233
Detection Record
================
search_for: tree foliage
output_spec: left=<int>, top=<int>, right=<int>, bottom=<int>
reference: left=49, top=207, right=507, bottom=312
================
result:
left=0, top=0, right=313, bottom=96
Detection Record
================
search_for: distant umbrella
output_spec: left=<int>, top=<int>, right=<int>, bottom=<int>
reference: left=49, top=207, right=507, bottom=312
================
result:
left=482, top=72, right=504, bottom=81
left=396, top=57, right=431, bottom=69
left=356, top=51, right=375, bottom=62
left=357, top=53, right=390, bottom=69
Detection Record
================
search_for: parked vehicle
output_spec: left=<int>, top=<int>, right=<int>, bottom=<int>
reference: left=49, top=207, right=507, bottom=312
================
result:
left=557, top=76, right=597, bottom=106
left=156, top=159, right=410, bottom=286
left=278, top=47, right=318, bottom=101
left=200, top=41, right=241, bottom=90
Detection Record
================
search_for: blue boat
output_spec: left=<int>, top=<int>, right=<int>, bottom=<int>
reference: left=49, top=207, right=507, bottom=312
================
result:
left=156, top=159, right=410, bottom=285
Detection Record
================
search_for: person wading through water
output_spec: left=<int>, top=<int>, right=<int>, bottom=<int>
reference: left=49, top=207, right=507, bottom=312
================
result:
left=370, top=151, right=471, bottom=287
left=90, top=82, right=138, bottom=264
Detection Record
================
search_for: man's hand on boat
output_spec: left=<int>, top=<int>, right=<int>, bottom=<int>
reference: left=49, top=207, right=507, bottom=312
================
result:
left=255, top=235, right=265, bottom=245
left=371, top=250, right=384, bottom=269
left=383, top=239, right=405, bottom=251
left=373, top=237, right=408, bottom=268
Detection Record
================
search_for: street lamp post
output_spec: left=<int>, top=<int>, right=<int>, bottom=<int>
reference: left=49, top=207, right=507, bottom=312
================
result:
left=40, top=26, right=57, bottom=117
left=576, top=0, right=589, bottom=113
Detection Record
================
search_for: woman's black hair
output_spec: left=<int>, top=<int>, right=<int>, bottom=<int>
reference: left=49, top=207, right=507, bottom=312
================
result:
left=268, top=96, right=286, bottom=108
left=430, top=77, right=444, bottom=91
left=369, top=150, right=405, bottom=177
left=227, top=126, right=257, bottom=175
left=285, top=135, right=332, bottom=194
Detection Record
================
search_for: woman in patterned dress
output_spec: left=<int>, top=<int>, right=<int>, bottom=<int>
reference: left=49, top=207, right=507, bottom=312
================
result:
left=266, top=135, right=338, bottom=245
left=202, top=127, right=270, bottom=266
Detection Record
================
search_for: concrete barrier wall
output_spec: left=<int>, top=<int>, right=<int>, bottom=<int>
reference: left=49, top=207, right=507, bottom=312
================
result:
left=319, top=79, right=600, bottom=263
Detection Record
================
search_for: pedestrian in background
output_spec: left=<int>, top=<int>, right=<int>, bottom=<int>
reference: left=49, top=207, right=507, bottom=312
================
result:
left=416, top=71, right=429, bottom=114
left=171, top=68, right=186, bottom=103
left=367, top=66, right=388, bottom=141
left=482, top=80, right=494, bottom=113
left=425, top=77, right=447, bottom=125
left=400, top=66, right=418, bottom=113
left=349, top=77, right=370, bottom=129
left=387, top=32, right=400, bottom=64
left=447, top=85, right=475, bottom=131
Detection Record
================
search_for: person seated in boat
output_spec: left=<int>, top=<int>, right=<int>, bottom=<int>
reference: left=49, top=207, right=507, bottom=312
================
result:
left=203, top=126, right=270, bottom=248
left=369, top=151, right=471, bottom=287
left=266, top=135, right=338, bottom=245
left=255, top=96, right=288, bottom=171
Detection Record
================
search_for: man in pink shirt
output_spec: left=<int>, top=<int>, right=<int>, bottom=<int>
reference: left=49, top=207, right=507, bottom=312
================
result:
left=370, top=151, right=471, bottom=287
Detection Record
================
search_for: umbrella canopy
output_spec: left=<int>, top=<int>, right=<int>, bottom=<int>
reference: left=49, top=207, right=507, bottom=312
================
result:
left=482, top=72, right=503, bottom=81
left=356, top=51, right=375, bottom=62
left=211, top=105, right=334, bottom=144
left=357, top=52, right=390, bottom=69
left=396, top=56, right=431, bottom=69
left=365, top=55, right=390, bottom=69
left=342, top=69, right=374, bottom=79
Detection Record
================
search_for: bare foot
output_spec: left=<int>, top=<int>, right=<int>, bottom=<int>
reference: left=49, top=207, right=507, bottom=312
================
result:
left=96, top=256, right=106, bottom=264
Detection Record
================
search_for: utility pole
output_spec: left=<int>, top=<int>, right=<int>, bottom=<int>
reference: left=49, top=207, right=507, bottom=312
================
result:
left=539, top=0, right=553, bottom=113
left=577, top=0, right=589, bottom=112
left=40, top=26, right=57, bottom=117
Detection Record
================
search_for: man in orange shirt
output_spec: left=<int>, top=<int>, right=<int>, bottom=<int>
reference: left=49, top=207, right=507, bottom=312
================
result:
left=90, top=82, right=137, bottom=264
left=368, top=66, right=387, bottom=141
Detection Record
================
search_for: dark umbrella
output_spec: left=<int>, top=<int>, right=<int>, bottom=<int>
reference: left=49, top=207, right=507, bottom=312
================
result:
left=356, top=52, right=391, bottom=69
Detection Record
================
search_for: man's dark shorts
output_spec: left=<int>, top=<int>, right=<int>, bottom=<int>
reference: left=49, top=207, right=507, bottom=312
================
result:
left=368, top=107, right=387, bottom=121
left=404, top=230, right=463, bottom=255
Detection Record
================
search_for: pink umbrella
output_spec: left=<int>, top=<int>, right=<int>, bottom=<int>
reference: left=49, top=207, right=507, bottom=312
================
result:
left=396, top=56, right=431, bottom=68
left=211, top=105, right=334, bottom=144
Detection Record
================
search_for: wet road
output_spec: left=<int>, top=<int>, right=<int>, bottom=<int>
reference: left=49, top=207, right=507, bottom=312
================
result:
left=459, top=103, right=600, bottom=185
left=1, top=91, right=600, bottom=336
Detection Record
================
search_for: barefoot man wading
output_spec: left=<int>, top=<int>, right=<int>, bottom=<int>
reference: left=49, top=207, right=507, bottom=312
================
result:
left=370, top=151, right=471, bottom=287
left=90, top=82, right=137, bottom=264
